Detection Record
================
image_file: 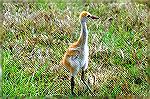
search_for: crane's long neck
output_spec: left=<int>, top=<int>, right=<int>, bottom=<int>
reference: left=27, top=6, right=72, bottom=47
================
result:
left=78, top=21, right=88, bottom=45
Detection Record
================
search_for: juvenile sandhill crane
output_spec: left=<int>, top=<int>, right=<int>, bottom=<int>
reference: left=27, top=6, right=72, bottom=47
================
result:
left=60, top=11, right=99, bottom=96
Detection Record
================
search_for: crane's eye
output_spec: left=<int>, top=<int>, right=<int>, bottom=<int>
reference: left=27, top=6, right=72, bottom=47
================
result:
left=87, top=15, right=90, bottom=17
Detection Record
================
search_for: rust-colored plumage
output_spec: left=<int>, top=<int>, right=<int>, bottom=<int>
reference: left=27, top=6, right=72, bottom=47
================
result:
left=61, top=38, right=82, bottom=73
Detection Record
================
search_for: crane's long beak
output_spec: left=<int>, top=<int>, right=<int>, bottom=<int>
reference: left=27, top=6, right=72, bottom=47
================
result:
left=90, top=15, right=99, bottom=19
left=88, top=15, right=99, bottom=19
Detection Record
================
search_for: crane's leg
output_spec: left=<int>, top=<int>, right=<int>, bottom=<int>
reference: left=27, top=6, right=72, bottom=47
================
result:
left=71, top=76, right=76, bottom=96
left=81, top=69, right=95, bottom=96
left=71, top=68, right=79, bottom=96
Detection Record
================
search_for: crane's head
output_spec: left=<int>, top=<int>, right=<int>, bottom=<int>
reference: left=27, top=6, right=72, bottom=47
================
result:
left=79, top=11, right=99, bottom=22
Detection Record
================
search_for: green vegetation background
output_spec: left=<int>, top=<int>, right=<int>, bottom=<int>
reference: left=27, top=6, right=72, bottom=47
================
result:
left=1, top=0, right=150, bottom=98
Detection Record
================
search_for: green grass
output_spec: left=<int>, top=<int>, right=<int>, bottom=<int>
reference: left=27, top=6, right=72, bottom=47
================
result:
left=2, top=0, right=150, bottom=98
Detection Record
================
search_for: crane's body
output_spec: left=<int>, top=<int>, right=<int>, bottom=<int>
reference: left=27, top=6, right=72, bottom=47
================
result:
left=61, top=20, right=89, bottom=77
left=60, top=11, right=98, bottom=96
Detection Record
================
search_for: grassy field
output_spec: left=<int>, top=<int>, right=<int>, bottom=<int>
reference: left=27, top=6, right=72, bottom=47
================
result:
left=2, top=0, right=150, bottom=98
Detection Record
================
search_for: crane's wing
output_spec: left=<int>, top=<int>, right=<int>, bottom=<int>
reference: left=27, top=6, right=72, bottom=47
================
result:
left=66, top=47, right=80, bottom=56
left=60, top=41, right=81, bottom=65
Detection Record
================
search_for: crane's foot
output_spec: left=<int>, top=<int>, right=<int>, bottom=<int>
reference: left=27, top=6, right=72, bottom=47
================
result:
left=71, top=91, right=77, bottom=96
